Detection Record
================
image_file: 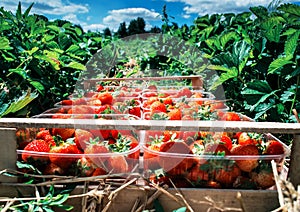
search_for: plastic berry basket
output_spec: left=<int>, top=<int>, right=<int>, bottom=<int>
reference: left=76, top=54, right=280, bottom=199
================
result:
left=141, top=131, right=290, bottom=190
left=16, top=113, right=141, bottom=178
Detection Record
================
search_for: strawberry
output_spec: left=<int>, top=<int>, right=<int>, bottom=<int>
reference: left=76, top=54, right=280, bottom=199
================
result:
left=209, top=101, right=226, bottom=111
left=16, top=128, right=34, bottom=143
left=177, top=87, right=192, bottom=98
left=250, top=168, right=275, bottom=189
left=215, top=164, right=241, bottom=186
left=51, top=128, right=75, bottom=141
left=74, top=129, right=94, bottom=150
left=90, top=129, right=118, bottom=140
left=237, top=132, right=262, bottom=146
left=96, top=84, right=104, bottom=92
left=220, top=112, right=241, bottom=121
left=220, top=135, right=233, bottom=150
left=49, top=138, right=81, bottom=169
left=128, top=106, right=141, bottom=118
left=93, top=92, right=113, bottom=105
left=92, top=167, right=108, bottom=176
left=231, top=144, right=259, bottom=172
left=150, top=101, right=167, bottom=114
left=76, top=156, right=96, bottom=177
left=84, top=139, right=110, bottom=167
left=72, top=98, right=87, bottom=105
left=33, top=129, right=56, bottom=147
left=187, top=164, right=209, bottom=182
left=43, top=163, right=64, bottom=175
left=162, top=131, right=180, bottom=142
left=106, top=155, right=128, bottom=174
left=61, top=99, right=73, bottom=105
left=158, top=141, right=197, bottom=175
left=167, top=108, right=182, bottom=120
left=22, top=139, right=51, bottom=164
left=204, top=143, right=231, bottom=155
left=265, top=140, right=284, bottom=155
left=67, top=105, right=95, bottom=115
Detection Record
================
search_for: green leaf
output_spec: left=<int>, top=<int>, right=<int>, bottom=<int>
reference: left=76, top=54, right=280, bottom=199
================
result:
left=173, top=207, right=187, bottom=212
left=49, top=194, right=69, bottom=206
left=47, top=25, right=61, bottom=33
left=27, top=47, right=39, bottom=56
left=254, top=103, right=274, bottom=120
left=220, top=31, right=239, bottom=49
left=290, top=67, right=300, bottom=78
left=8, top=68, right=28, bottom=79
left=250, top=6, right=269, bottom=19
left=0, top=89, right=38, bottom=117
left=210, top=67, right=238, bottom=90
left=154, top=199, right=164, bottom=212
left=249, top=90, right=278, bottom=112
left=65, top=61, right=86, bottom=70
left=29, top=81, right=45, bottom=95
left=0, top=37, right=12, bottom=50
left=66, top=44, right=80, bottom=53
left=75, top=27, right=82, bottom=36
left=278, top=3, right=300, bottom=16
left=23, top=3, right=34, bottom=18
left=268, top=57, right=294, bottom=74
left=284, top=31, right=300, bottom=57
left=241, top=80, right=273, bottom=105
left=16, top=2, right=22, bottom=20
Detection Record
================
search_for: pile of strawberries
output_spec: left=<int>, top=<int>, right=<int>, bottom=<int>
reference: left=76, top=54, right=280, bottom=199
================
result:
left=142, top=114, right=287, bottom=189
left=16, top=83, right=289, bottom=190
left=55, top=84, right=142, bottom=118
left=17, top=124, right=140, bottom=177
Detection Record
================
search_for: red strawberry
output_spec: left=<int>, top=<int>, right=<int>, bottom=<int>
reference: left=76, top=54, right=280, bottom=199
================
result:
left=162, top=131, right=180, bottom=142
left=220, top=135, right=233, bottom=150
left=187, top=164, right=209, bottom=182
left=73, top=98, right=87, bottom=105
left=221, top=112, right=241, bottom=121
left=49, top=139, right=81, bottom=169
left=84, top=141, right=110, bottom=167
left=237, top=132, right=261, bottom=146
left=68, top=105, right=95, bottom=115
left=167, top=108, right=182, bottom=120
left=215, top=164, right=241, bottom=186
left=43, top=163, right=64, bottom=175
left=22, top=139, right=51, bottom=163
left=77, top=156, right=96, bottom=177
left=61, top=99, right=73, bottom=105
left=51, top=128, right=75, bottom=141
left=92, top=167, right=108, bottom=176
left=106, top=155, right=128, bottom=174
left=158, top=141, right=197, bottom=175
left=177, top=87, right=192, bottom=98
left=129, top=106, right=141, bottom=118
left=204, top=143, right=231, bottom=155
left=231, top=144, right=259, bottom=172
left=150, top=101, right=167, bottom=113
left=96, top=84, right=104, bottom=92
left=162, top=97, right=173, bottom=105
left=93, top=92, right=113, bottom=105
left=74, top=129, right=94, bottom=150
left=265, top=140, right=284, bottom=155
left=250, top=169, right=275, bottom=189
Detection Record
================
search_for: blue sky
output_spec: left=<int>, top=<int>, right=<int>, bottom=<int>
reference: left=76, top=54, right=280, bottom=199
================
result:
left=1, top=0, right=299, bottom=32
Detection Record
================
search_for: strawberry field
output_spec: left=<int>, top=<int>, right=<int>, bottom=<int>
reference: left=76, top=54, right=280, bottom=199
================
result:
left=0, top=1, right=299, bottom=212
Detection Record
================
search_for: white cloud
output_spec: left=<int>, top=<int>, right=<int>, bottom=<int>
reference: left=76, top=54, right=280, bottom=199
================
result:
left=62, top=14, right=81, bottom=24
left=0, top=0, right=89, bottom=16
left=164, top=0, right=299, bottom=16
left=103, top=8, right=161, bottom=31
left=82, top=23, right=107, bottom=32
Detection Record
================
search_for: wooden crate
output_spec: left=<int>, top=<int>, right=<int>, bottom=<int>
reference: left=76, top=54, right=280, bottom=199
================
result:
left=0, top=118, right=299, bottom=211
